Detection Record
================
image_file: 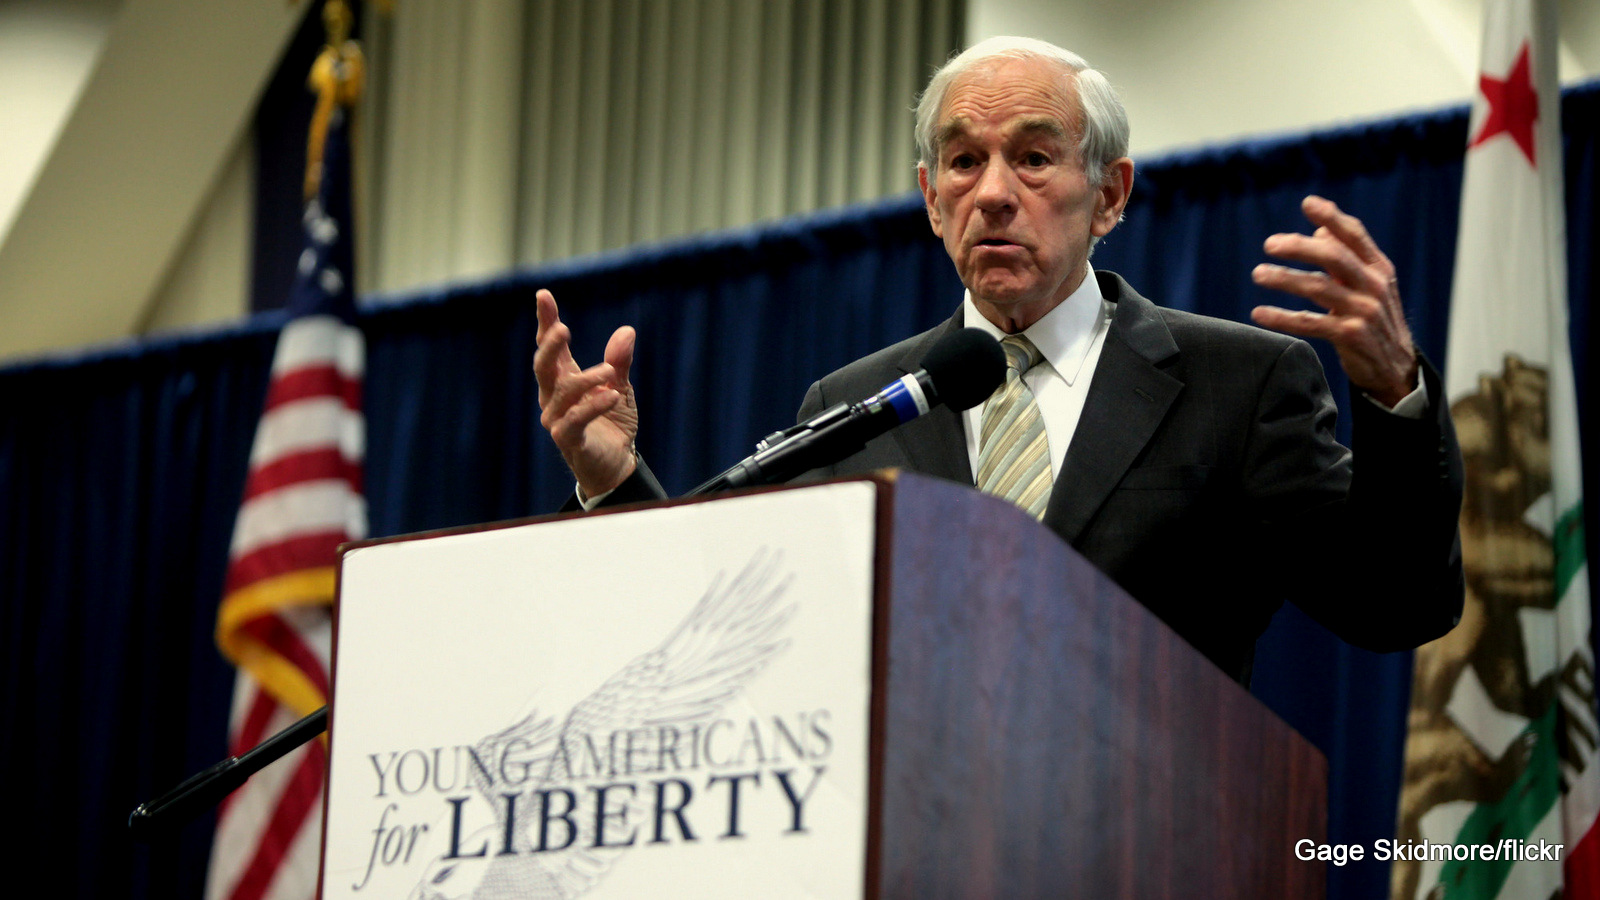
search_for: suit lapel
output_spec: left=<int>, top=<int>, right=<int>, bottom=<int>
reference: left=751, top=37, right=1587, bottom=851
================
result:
left=1044, top=273, right=1183, bottom=543
left=891, top=311, right=973, bottom=484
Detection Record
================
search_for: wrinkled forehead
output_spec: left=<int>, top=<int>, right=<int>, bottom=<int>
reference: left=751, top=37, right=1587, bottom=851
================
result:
left=935, top=56, right=1082, bottom=147
left=934, top=114, right=1069, bottom=155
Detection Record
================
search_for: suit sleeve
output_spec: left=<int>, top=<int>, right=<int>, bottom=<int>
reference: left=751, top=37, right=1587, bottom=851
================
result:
left=1262, top=345, right=1464, bottom=650
left=557, top=457, right=670, bottom=513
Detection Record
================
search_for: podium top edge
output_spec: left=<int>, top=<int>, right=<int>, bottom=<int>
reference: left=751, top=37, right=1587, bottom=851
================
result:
left=336, top=469, right=911, bottom=558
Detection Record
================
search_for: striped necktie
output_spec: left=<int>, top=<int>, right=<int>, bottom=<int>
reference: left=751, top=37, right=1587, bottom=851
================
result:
left=976, top=334, right=1051, bottom=519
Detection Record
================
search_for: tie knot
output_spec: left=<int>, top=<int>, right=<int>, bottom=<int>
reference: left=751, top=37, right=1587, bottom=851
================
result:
left=1000, top=334, right=1043, bottom=378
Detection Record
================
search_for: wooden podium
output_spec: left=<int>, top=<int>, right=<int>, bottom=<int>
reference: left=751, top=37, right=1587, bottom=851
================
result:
left=323, top=472, right=1324, bottom=898
left=863, top=472, right=1325, bottom=897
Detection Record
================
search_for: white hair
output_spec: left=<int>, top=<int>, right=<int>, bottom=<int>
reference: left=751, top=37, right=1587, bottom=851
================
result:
left=914, top=36, right=1130, bottom=188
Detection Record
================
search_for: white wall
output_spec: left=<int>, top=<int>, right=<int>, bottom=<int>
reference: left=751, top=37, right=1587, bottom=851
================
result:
left=0, top=0, right=303, bottom=364
left=140, top=131, right=254, bottom=337
left=967, top=0, right=1600, bottom=157
left=0, top=0, right=121, bottom=247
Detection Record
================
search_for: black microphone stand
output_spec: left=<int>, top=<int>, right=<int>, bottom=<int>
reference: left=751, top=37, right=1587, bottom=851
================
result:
left=129, top=706, right=327, bottom=838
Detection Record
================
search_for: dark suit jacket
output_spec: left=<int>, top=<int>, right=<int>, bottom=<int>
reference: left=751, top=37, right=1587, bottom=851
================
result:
left=594, top=270, right=1464, bottom=683
left=791, top=271, right=1464, bottom=682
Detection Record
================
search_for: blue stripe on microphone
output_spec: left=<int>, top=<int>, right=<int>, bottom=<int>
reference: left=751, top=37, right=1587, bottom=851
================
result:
left=880, top=377, right=923, bottom=423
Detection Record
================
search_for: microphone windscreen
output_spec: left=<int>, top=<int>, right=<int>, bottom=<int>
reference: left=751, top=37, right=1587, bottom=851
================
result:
left=921, top=328, right=1006, bottom=411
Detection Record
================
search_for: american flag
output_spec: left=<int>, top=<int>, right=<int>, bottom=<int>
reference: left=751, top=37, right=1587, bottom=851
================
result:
left=206, top=103, right=364, bottom=900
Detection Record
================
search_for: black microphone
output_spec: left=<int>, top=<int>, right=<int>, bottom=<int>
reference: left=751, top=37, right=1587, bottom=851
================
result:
left=689, top=328, right=1006, bottom=495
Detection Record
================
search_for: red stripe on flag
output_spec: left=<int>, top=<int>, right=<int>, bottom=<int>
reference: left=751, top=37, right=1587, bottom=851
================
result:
left=225, top=530, right=350, bottom=596
left=263, top=365, right=361, bottom=415
left=225, top=738, right=328, bottom=900
left=242, top=448, right=362, bottom=503
left=1566, top=820, right=1600, bottom=899
left=229, top=685, right=285, bottom=759
left=241, top=613, right=331, bottom=700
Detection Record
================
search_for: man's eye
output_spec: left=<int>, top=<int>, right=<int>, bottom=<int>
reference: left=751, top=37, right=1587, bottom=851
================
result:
left=1024, top=152, right=1050, bottom=167
left=950, top=154, right=977, bottom=169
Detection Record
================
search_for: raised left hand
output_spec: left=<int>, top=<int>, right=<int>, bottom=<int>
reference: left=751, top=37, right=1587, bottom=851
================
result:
left=1250, top=195, right=1419, bottom=407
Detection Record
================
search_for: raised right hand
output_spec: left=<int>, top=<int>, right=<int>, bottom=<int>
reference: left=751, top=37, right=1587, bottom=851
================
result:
left=533, top=289, right=639, bottom=498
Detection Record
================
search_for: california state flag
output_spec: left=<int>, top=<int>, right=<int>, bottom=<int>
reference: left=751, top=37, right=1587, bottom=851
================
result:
left=1392, top=0, right=1597, bottom=897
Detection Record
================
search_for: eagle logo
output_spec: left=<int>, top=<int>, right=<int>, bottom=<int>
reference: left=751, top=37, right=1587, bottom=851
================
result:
left=408, top=549, right=796, bottom=899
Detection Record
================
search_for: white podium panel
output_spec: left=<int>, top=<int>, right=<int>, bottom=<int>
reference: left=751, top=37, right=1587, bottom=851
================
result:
left=322, top=482, right=878, bottom=899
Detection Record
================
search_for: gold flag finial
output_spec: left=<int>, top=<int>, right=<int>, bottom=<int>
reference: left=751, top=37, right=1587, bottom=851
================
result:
left=304, top=0, right=365, bottom=200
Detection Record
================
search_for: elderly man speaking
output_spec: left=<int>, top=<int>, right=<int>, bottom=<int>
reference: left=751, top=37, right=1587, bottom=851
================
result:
left=531, top=36, right=1464, bottom=684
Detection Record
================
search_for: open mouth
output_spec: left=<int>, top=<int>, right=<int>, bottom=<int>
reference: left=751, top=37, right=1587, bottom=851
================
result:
left=977, top=238, right=1016, bottom=247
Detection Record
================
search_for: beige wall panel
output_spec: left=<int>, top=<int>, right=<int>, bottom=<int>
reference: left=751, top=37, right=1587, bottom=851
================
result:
left=0, top=0, right=120, bottom=249
left=0, top=0, right=303, bottom=363
left=141, top=132, right=253, bottom=337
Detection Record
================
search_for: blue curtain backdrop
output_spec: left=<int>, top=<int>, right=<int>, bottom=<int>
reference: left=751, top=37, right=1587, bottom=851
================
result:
left=2, top=83, right=1595, bottom=899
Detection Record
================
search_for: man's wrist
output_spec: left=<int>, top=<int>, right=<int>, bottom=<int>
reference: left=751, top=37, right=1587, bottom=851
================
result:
left=1363, top=373, right=1429, bottom=419
left=575, top=453, right=639, bottom=510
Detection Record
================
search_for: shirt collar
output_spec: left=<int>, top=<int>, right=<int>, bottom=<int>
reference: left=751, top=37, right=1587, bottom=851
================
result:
left=961, top=266, right=1106, bottom=385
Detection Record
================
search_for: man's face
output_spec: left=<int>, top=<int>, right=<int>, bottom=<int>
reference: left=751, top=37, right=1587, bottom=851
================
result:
left=920, top=56, right=1130, bottom=330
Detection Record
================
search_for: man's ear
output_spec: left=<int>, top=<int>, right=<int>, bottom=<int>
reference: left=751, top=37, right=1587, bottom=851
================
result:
left=918, top=163, right=943, bottom=237
left=1091, top=157, right=1135, bottom=238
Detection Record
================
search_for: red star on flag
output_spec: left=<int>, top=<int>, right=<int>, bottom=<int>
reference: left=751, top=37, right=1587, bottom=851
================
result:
left=1470, top=40, right=1539, bottom=166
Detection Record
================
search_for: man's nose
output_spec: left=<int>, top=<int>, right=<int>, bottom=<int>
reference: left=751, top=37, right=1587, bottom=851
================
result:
left=973, top=159, right=1017, bottom=213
